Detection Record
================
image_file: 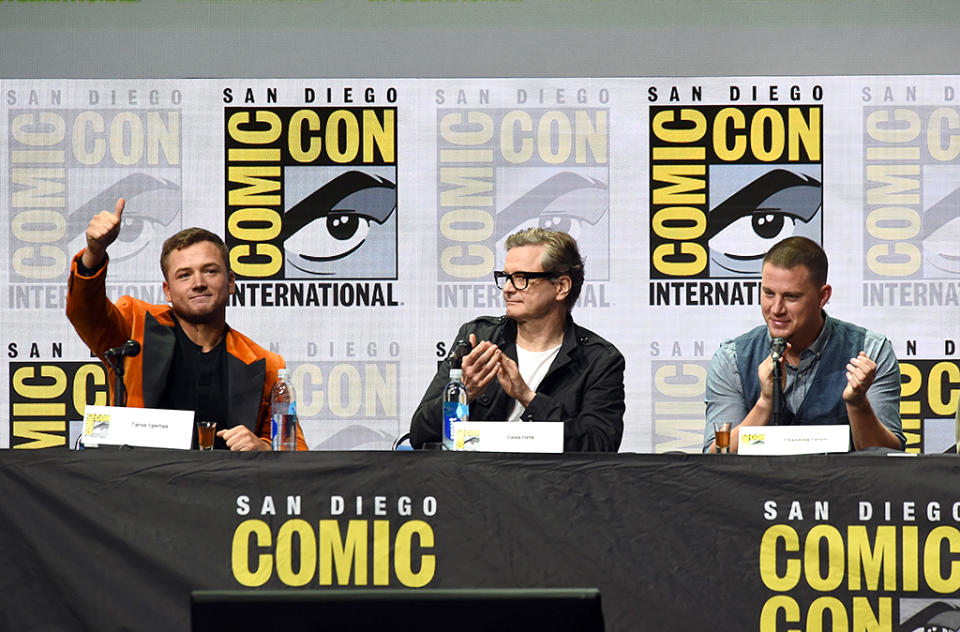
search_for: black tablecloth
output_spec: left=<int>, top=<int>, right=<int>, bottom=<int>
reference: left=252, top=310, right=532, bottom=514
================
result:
left=2, top=449, right=959, bottom=631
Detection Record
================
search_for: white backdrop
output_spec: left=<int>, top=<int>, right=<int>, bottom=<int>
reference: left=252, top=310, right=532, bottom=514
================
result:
left=2, top=76, right=958, bottom=453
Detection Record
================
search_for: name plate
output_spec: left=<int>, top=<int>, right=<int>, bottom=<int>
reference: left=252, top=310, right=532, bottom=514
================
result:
left=738, top=424, right=850, bottom=455
left=451, top=421, right=563, bottom=453
left=82, top=405, right=194, bottom=450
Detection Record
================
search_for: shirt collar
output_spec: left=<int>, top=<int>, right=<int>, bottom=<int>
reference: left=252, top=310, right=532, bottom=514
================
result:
left=173, top=318, right=228, bottom=354
left=764, top=310, right=831, bottom=366
left=803, top=310, right=832, bottom=359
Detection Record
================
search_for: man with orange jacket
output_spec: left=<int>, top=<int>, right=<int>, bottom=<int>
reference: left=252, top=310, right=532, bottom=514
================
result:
left=67, top=198, right=307, bottom=451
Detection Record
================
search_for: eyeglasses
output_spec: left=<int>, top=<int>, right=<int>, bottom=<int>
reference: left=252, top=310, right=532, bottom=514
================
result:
left=493, top=270, right=557, bottom=290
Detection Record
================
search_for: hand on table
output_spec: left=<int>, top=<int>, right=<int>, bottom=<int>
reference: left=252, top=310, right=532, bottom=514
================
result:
left=218, top=425, right=270, bottom=451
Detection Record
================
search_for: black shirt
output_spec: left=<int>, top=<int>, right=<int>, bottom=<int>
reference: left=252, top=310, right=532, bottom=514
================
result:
left=157, top=321, right=230, bottom=449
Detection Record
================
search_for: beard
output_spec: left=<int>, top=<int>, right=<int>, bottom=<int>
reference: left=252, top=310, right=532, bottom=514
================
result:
left=172, top=295, right=227, bottom=325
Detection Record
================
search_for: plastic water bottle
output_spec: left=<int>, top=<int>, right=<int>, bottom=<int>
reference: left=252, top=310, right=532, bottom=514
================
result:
left=270, top=368, right=297, bottom=451
left=442, top=367, right=469, bottom=450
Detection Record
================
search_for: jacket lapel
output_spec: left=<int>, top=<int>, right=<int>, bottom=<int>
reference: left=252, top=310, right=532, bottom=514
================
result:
left=141, top=312, right=174, bottom=408
left=482, top=317, right=575, bottom=416
left=540, top=317, right=577, bottom=383
left=227, top=353, right=265, bottom=432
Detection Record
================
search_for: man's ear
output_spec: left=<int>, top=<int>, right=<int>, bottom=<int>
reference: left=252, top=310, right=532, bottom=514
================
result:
left=162, top=280, right=172, bottom=303
left=819, top=283, right=832, bottom=309
left=555, top=275, right=571, bottom=303
left=228, top=270, right=236, bottom=296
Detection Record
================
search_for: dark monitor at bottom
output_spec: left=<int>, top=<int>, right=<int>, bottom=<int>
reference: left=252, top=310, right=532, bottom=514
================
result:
left=191, top=588, right=604, bottom=632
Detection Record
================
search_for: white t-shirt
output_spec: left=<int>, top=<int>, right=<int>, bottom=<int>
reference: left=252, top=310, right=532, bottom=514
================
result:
left=506, top=344, right=562, bottom=421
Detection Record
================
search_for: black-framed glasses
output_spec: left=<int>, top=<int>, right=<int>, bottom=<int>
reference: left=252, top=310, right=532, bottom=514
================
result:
left=493, top=270, right=556, bottom=290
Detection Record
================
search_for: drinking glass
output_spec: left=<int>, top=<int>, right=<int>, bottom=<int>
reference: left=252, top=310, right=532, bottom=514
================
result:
left=713, top=421, right=731, bottom=454
left=197, top=421, right=217, bottom=451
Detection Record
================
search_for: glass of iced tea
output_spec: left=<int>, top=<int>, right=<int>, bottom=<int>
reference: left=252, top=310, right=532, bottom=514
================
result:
left=197, top=420, right=217, bottom=451
left=713, top=421, right=731, bottom=454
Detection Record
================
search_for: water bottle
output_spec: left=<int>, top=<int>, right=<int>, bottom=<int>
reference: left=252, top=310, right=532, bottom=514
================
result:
left=442, top=367, right=469, bottom=450
left=271, top=368, right=297, bottom=451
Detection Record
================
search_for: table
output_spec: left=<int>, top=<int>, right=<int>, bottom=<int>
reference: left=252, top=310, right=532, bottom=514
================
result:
left=2, top=449, right=960, bottom=631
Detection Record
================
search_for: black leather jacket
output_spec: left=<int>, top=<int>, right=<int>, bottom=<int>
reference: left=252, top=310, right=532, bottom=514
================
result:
left=409, top=315, right=625, bottom=451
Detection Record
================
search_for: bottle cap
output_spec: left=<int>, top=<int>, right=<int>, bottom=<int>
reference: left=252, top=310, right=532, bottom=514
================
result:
left=277, top=368, right=290, bottom=381
left=449, top=367, right=463, bottom=379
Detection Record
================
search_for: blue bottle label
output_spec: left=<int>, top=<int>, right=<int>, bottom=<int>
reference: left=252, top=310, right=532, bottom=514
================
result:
left=443, top=402, right=468, bottom=440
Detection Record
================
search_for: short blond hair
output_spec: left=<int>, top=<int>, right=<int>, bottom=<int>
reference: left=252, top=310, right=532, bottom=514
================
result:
left=160, top=228, right=229, bottom=279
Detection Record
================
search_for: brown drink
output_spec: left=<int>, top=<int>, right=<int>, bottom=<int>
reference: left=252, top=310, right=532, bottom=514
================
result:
left=197, top=421, right=216, bottom=450
left=715, top=428, right=730, bottom=453
left=713, top=421, right=731, bottom=454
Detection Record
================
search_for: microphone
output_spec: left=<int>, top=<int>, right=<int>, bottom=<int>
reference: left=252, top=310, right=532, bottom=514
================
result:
left=105, top=340, right=141, bottom=359
left=103, top=340, right=139, bottom=408
left=447, top=339, right=471, bottom=362
left=770, top=337, right=786, bottom=425
left=770, top=337, right=786, bottom=361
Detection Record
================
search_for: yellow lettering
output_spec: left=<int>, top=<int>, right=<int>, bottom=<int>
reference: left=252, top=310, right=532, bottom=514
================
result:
left=231, top=519, right=273, bottom=587
left=394, top=520, right=435, bottom=588
left=759, top=525, right=800, bottom=591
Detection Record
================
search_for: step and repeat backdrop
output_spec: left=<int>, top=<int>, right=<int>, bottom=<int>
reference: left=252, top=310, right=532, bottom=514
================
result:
left=2, top=76, right=958, bottom=453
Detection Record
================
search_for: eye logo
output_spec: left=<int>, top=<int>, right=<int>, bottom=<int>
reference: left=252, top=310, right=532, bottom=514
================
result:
left=705, top=168, right=822, bottom=277
left=314, top=425, right=399, bottom=450
left=67, top=173, right=181, bottom=276
left=494, top=171, right=607, bottom=241
left=493, top=171, right=609, bottom=278
left=901, top=601, right=960, bottom=632
left=280, top=170, right=397, bottom=278
left=920, top=187, right=960, bottom=276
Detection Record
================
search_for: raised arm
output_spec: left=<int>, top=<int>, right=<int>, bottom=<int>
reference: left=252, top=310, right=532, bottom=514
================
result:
left=81, top=197, right=125, bottom=270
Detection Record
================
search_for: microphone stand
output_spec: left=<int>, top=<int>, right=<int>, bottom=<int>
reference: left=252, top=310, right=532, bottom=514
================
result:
left=104, top=340, right=139, bottom=407
left=771, top=354, right=782, bottom=426
left=108, top=355, right=128, bottom=408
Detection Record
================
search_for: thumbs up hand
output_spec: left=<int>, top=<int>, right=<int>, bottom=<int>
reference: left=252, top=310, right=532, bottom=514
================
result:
left=82, top=198, right=125, bottom=269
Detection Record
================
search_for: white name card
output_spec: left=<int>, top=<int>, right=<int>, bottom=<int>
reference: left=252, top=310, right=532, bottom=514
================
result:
left=81, top=405, right=194, bottom=450
left=451, top=421, right=563, bottom=453
left=738, top=424, right=851, bottom=455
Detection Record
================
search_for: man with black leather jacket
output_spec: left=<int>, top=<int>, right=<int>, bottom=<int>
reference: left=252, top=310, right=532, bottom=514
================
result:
left=409, top=228, right=625, bottom=452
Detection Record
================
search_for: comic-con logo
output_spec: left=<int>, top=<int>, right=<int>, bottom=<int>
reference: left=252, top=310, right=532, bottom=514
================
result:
left=231, top=492, right=437, bottom=588
left=649, top=105, right=822, bottom=306
left=650, top=357, right=709, bottom=453
left=8, top=105, right=181, bottom=301
left=8, top=361, right=108, bottom=449
left=759, top=519, right=960, bottom=630
left=435, top=107, right=610, bottom=309
left=224, top=107, right=397, bottom=281
left=899, top=358, right=960, bottom=454
left=286, top=358, right=401, bottom=451
left=862, top=105, right=960, bottom=305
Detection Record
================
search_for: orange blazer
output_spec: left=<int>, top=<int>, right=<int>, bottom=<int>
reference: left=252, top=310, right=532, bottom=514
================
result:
left=66, top=251, right=307, bottom=450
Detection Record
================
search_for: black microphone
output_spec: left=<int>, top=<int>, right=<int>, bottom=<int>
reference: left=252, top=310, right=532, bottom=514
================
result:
left=770, top=337, right=786, bottom=425
left=104, top=340, right=141, bottom=359
left=447, top=339, right=470, bottom=362
left=103, top=340, right=139, bottom=408
left=770, top=337, right=786, bottom=361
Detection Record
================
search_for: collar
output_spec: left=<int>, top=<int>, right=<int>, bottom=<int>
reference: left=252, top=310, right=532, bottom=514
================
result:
left=503, top=314, right=577, bottom=348
left=762, top=310, right=830, bottom=371
left=559, top=313, right=580, bottom=354
left=803, top=310, right=832, bottom=360
left=770, top=311, right=830, bottom=372
left=764, top=310, right=831, bottom=360
left=173, top=317, right=229, bottom=354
